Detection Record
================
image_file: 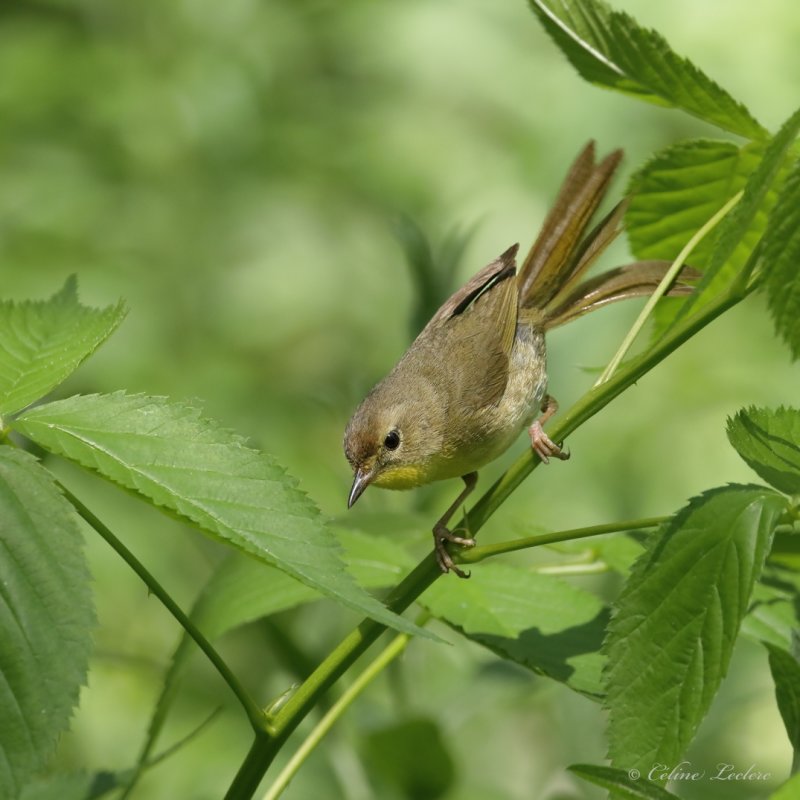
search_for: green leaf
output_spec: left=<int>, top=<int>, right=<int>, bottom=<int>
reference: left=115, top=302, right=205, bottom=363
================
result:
left=337, top=528, right=418, bottom=589
left=528, top=0, right=765, bottom=138
left=728, top=406, right=800, bottom=495
left=195, top=557, right=317, bottom=637
left=20, top=767, right=144, bottom=800
left=679, top=107, right=800, bottom=319
left=361, top=718, right=456, bottom=800
left=627, top=140, right=762, bottom=268
left=569, top=764, right=680, bottom=799
left=772, top=772, right=800, bottom=800
left=0, top=448, right=94, bottom=798
left=596, top=533, right=645, bottom=574
left=604, top=486, right=787, bottom=772
left=761, top=155, right=800, bottom=358
left=743, top=578, right=800, bottom=652
left=19, top=770, right=122, bottom=800
left=765, top=641, right=800, bottom=773
left=626, top=139, right=772, bottom=334
left=536, top=530, right=645, bottom=575
left=12, top=392, right=432, bottom=640
left=0, top=277, right=125, bottom=416
left=770, top=532, right=800, bottom=571
left=19, top=772, right=94, bottom=800
left=193, top=529, right=415, bottom=639
left=422, top=562, right=607, bottom=697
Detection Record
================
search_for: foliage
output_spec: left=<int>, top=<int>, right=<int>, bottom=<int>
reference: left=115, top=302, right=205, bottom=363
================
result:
left=604, top=486, right=786, bottom=771
left=528, top=0, right=765, bottom=138
left=421, top=562, right=607, bottom=697
left=569, top=764, right=680, bottom=799
left=1, top=1, right=799, bottom=799
left=0, top=449, right=94, bottom=799
left=765, top=642, right=800, bottom=774
left=761, top=158, right=800, bottom=358
left=13, top=390, right=430, bottom=638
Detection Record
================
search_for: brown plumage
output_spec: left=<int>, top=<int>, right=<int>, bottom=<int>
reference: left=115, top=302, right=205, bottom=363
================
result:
left=344, top=141, right=697, bottom=576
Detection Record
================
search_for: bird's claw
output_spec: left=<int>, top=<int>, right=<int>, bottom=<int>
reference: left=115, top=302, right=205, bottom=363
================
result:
left=529, top=420, right=570, bottom=464
left=433, top=522, right=475, bottom=579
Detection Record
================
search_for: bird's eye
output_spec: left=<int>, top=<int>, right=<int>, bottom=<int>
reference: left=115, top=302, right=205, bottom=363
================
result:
left=383, top=430, right=401, bottom=450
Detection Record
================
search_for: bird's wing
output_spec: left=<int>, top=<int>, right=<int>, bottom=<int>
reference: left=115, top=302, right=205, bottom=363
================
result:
left=421, top=244, right=518, bottom=333
left=419, top=245, right=519, bottom=412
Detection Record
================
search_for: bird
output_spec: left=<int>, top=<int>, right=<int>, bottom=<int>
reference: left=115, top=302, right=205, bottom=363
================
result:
left=344, top=141, right=695, bottom=577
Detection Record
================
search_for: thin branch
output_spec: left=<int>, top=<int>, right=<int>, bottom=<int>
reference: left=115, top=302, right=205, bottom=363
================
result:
left=596, top=190, right=743, bottom=385
left=261, top=612, right=429, bottom=800
left=62, top=484, right=268, bottom=732
left=459, top=516, right=666, bottom=563
left=145, top=708, right=222, bottom=769
left=535, top=562, right=610, bottom=576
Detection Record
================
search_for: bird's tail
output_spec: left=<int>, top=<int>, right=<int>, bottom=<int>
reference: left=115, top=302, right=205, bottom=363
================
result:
left=517, top=141, right=697, bottom=330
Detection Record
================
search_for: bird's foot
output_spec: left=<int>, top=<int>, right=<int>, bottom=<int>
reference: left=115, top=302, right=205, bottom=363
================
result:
left=528, top=420, right=570, bottom=464
left=433, top=522, right=475, bottom=579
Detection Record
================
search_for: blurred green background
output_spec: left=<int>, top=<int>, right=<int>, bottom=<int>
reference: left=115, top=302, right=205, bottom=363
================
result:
left=4, top=1, right=799, bottom=798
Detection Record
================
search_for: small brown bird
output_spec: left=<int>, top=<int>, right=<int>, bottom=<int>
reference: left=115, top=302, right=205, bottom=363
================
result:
left=344, top=142, right=694, bottom=576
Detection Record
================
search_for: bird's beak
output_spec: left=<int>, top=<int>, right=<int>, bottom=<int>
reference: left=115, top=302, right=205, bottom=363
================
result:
left=348, top=466, right=373, bottom=509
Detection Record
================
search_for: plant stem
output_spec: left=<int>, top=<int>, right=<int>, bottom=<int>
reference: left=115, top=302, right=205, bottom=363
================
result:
left=596, top=190, right=743, bottom=385
left=224, top=556, right=440, bottom=799
left=535, top=562, right=610, bottom=576
left=459, top=516, right=666, bottom=563
left=225, top=282, right=751, bottom=799
left=262, top=612, right=429, bottom=800
left=62, top=484, right=267, bottom=731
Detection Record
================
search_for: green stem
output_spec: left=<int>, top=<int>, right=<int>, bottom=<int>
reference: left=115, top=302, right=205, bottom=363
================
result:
left=262, top=612, right=429, bottom=800
left=63, top=484, right=267, bottom=732
left=225, top=282, right=751, bottom=798
left=535, top=562, right=610, bottom=576
left=228, top=733, right=273, bottom=800
left=596, top=190, right=743, bottom=385
left=224, top=556, right=440, bottom=799
left=459, top=516, right=666, bottom=563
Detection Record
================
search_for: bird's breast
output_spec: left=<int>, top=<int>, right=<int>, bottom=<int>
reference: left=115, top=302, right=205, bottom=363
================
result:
left=496, top=321, right=548, bottom=431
